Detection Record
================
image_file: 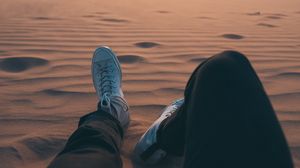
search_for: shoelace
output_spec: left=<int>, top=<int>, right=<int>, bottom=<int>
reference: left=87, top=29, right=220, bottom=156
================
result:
left=97, top=64, right=116, bottom=96
left=164, top=105, right=178, bottom=117
left=102, top=92, right=111, bottom=106
left=164, top=99, right=184, bottom=117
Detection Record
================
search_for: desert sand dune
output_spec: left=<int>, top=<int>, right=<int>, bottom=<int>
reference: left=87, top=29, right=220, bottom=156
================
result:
left=0, top=0, right=300, bottom=167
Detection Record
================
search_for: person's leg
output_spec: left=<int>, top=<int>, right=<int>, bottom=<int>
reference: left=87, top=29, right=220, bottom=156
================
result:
left=156, top=59, right=211, bottom=156
left=180, top=51, right=293, bottom=168
left=48, top=107, right=123, bottom=168
left=133, top=98, right=184, bottom=164
left=134, top=50, right=293, bottom=167
left=48, top=46, right=130, bottom=168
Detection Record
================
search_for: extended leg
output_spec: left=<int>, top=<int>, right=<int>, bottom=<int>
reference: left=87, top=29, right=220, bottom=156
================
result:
left=49, top=47, right=130, bottom=168
left=48, top=110, right=123, bottom=168
left=182, top=51, right=293, bottom=168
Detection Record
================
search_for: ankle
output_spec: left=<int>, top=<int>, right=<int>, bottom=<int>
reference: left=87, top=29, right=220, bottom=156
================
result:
left=98, top=96, right=130, bottom=128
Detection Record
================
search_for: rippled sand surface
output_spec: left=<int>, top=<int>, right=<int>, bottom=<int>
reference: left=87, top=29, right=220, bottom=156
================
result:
left=0, top=0, right=300, bottom=167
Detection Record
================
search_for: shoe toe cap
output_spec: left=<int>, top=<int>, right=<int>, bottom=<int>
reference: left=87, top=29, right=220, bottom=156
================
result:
left=93, top=46, right=115, bottom=62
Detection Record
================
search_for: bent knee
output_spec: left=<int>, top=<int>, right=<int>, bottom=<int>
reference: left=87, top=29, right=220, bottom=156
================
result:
left=218, top=50, right=248, bottom=62
left=193, top=50, right=253, bottom=77
left=210, top=50, right=251, bottom=69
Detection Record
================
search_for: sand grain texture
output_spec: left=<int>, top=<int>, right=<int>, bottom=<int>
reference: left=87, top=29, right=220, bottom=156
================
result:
left=0, top=0, right=300, bottom=167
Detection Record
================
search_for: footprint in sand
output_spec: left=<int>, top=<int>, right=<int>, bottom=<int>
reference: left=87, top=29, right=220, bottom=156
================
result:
left=156, top=10, right=171, bottom=14
left=31, top=17, right=61, bottom=21
left=101, top=18, right=129, bottom=23
left=257, top=23, right=277, bottom=28
left=246, top=12, right=261, bottom=16
left=197, top=16, right=215, bottom=20
left=95, top=12, right=109, bottom=15
left=118, top=55, right=146, bottom=64
left=135, top=42, right=160, bottom=48
left=0, top=57, right=49, bottom=73
left=82, top=15, right=98, bottom=18
left=83, top=12, right=108, bottom=18
left=265, top=16, right=282, bottom=20
left=221, top=34, right=244, bottom=40
left=270, top=13, right=288, bottom=17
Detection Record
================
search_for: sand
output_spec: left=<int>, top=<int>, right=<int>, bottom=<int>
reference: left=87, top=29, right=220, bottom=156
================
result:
left=0, top=0, right=300, bottom=167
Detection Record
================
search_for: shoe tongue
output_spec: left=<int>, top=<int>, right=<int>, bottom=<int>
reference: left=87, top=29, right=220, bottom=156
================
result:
left=102, top=99, right=109, bottom=106
left=101, top=93, right=111, bottom=113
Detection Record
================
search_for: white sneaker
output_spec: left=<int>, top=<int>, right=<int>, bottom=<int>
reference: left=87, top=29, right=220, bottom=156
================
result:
left=92, top=46, right=130, bottom=128
left=133, top=98, right=184, bottom=165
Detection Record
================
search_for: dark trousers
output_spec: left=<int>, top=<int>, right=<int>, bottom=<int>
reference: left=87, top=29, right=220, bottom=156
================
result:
left=48, top=111, right=124, bottom=168
left=48, top=51, right=293, bottom=168
left=158, top=51, right=294, bottom=168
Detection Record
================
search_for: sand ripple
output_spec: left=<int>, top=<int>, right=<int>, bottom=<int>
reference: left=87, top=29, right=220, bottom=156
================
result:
left=0, top=2, right=299, bottom=168
left=20, top=136, right=65, bottom=159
